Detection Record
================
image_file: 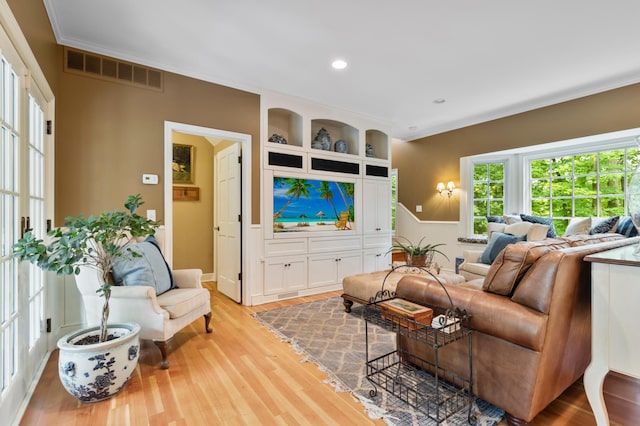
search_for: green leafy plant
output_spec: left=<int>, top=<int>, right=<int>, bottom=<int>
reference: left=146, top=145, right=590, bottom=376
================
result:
left=12, top=194, right=157, bottom=342
left=388, top=236, right=449, bottom=265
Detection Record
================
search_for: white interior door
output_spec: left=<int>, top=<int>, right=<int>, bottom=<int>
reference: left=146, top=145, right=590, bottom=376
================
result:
left=215, top=143, right=241, bottom=302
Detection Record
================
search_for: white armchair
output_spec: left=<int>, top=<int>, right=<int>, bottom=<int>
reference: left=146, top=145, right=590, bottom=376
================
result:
left=74, top=230, right=212, bottom=369
left=457, top=249, right=490, bottom=280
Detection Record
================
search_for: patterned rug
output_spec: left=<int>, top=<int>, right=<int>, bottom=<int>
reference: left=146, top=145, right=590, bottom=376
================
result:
left=253, top=297, right=504, bottom=425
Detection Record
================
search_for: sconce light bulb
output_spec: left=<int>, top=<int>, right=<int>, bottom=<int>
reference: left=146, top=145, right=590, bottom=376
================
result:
left=436, top=182, right=445, bottom=193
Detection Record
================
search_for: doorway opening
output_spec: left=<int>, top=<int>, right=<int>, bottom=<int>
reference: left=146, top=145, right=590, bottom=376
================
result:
left=164, top=121, right=251, bottom=304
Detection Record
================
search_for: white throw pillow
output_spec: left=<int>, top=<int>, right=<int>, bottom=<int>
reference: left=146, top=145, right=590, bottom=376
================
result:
left=525, top=223, right=550, bottom=241
left=564, top=217, right=592, bottom=236
left=503, top=214, right=523, bottom=224
left=488, top=221, right=548, bottom=241
left=487, top=222, right=507, bottom=239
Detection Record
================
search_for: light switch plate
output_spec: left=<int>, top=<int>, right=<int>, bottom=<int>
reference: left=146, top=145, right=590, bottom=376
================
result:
left=146, top=210, right=156, bottom=221
left=142, top=174, right=158, bottom=185
left=416, top=205, right=422, bottom=213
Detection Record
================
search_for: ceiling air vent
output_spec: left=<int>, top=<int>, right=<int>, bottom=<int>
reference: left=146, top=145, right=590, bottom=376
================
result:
left=64, top=47, right=163, bottom=91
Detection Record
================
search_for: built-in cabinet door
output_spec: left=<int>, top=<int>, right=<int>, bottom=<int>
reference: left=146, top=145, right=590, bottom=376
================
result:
left=307, top=254, right=338, bottom=288
left=308, top=252, right=362, bottom=288
left=336, top=252, right=363, bottom=283
left=264, top=256, right=307, bottom=295
left=285, top=258, right=308, bottom=292
left=363, top=179, right=391, bottom=234
left=363, top=249, right=391, bottom=273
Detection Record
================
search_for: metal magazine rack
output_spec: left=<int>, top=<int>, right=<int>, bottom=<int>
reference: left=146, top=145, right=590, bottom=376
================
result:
left=363, top=265, right=475, bottom=424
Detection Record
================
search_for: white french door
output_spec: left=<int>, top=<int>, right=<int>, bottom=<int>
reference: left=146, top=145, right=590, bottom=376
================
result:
left=0, top=5, right=54, bottom=423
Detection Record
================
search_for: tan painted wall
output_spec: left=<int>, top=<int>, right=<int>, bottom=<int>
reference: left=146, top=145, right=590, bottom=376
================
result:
left=171, top=132, right=214, bottom=272
left=7, top=0, right=59, bottom=92
left=53, top=65, right=260, bottom=226
left=13, top=0, right=640, bottom=228
left=393, top=83, right=640, bottom=221
left=10, top=0, right=261, bottom=228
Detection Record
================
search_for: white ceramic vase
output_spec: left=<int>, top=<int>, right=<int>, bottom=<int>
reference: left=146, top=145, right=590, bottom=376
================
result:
left=57, top=322, right=141, bottom=402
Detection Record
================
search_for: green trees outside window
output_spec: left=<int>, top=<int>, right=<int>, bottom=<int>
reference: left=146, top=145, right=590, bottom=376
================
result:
left=391, top=170, right=397, bottom=232
left=530, top=147, right=640, bottom=235
left=473, top=162, right=505, bottom=235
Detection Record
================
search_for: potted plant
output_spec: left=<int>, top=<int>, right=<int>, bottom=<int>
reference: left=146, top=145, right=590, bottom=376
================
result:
left=12, top=194, right=157, bottom=402
left=388, top=236, right=449, bottom=267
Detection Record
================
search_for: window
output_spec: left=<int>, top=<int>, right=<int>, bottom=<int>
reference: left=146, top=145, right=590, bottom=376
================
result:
left=462, top=128, right=640, bottom=238
left=391, top=169, right=397, bottom=233
left=529, top=146, right=640, bottom=235
left=472, top=162, right=505, bottom=235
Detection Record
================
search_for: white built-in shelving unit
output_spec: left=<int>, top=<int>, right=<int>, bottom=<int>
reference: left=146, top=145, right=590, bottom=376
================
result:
left=256, top=93, right=393, bottom=304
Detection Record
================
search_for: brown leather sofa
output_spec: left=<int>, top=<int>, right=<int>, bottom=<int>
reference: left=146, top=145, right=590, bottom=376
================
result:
left=394, top=233, right=640, bottom=425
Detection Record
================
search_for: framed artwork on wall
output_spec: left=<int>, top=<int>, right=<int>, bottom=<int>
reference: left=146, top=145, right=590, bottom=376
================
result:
left=172, top=143, right=195, bottom=184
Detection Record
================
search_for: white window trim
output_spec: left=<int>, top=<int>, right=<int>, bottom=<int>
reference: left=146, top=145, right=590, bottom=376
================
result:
left=391, top=168, right=398, bottom=235
left=460, top=127, right=640, bottom=237
left=459, top=155, right=516, bottom=237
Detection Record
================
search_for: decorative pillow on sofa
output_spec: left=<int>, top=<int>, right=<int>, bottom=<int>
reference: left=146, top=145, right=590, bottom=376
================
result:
left=589, top=216, right=620, bottom=234
left=616, top=216, right=639, bottom=237
left=479, top=232, right=527, bottom=265
left=487, top=222, right=549, bottom=241
left=482, top=239, right=571, bottom=296
left=503, top=214, right=523, bottom=224
left=563, top=217, right=592, bottom=236
left=486, top=215, right=506, bottom=223
left=111, top=235, right=176, bottom=295
left=520, top=214, right=557, bottom=238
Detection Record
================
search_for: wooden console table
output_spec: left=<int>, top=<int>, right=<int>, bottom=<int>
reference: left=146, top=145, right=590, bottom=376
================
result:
left=584, top=244, right=640, bottom=425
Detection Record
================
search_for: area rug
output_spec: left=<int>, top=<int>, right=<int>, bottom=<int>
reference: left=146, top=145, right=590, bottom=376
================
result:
left=253, top=297, right=504, bottom=425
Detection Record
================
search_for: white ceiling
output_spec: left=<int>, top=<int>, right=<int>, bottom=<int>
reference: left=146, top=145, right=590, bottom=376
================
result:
left=43, top=0, right=640, bottom=141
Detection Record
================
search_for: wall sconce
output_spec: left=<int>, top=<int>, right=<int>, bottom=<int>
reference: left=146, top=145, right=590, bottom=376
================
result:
left=437, top=181, right=455, bottom=198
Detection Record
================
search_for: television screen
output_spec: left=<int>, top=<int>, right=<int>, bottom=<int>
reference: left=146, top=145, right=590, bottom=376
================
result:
left=273, top=176, right=355, bottom=233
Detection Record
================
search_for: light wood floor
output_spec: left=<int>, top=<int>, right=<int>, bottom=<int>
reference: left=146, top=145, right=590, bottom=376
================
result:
left=20, top=283, right=639, bottom=425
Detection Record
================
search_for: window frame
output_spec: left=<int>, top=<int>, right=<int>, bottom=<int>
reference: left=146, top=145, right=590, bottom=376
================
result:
left=461, top=127, right=640, bottom=238
left=390, top=168, right=397, bottom=235
left=460, top=154, right=515, bottom=237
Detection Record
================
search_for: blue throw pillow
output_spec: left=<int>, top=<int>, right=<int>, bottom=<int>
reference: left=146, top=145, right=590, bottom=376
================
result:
left=111, top=235, right=176, bottom=295
left=486, top=215, right=506, bottom=224
left=616, top=216, right=639, bottom=237
left=479, top=232, right=527, bottom=265
left=589, top=216, right=620, bottom=234
left=520, top=214, right=557, bottom=238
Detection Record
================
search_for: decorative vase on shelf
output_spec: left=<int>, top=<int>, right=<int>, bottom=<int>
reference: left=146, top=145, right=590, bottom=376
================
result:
left=366, top=144, right=375, bottom=157
left=312, top=127, right=332, bottom=150
left=334, top=139, right=348, bottom=153
left=268, top=133, right=287, bottom=144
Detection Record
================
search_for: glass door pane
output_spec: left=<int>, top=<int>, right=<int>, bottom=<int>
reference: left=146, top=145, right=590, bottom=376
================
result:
left=0, top=58, right=19, bottom=397
left=27, top=94, right=45, bottom=352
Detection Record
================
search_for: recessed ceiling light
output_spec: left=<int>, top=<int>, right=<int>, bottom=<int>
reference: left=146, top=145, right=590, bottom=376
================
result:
left=433, top=98, right=446, bottom=104
left=332, top=59, right=348, bottom=70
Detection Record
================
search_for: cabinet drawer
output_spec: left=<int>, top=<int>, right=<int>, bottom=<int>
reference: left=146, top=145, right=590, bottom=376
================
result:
left=363, top=234, right=391, bottom=249
left=308, top=235, right=362, bottom=253
left=264, top=239, right=307, bottom=256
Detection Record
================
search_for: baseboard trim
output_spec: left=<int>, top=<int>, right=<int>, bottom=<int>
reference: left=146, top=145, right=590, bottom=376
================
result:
left=202, top=273, right=215, bottom=282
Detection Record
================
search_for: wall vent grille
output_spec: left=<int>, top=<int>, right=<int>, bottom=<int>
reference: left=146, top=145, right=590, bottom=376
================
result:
left=64, top=47, right=163, bottom=91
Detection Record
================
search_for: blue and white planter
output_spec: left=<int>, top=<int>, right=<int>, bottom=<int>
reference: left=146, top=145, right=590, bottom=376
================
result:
left=57, top=322, right=141, bottom=402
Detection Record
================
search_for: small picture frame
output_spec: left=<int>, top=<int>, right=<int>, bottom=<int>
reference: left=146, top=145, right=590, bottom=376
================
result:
left=172, top=144, right=195, bottom=184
